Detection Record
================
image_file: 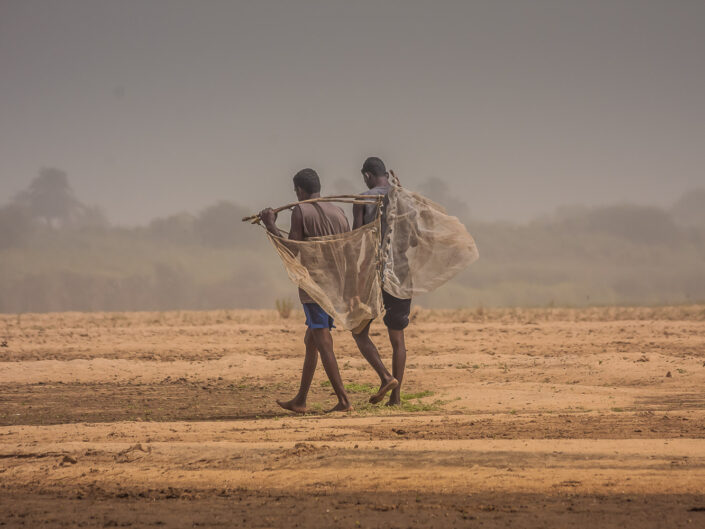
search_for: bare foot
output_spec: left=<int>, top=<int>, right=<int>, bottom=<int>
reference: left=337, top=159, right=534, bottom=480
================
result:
left=326, top=402, right=353, bottom=413
left=369, top=378, right=399, bottom=404
left=276, top=399, right=307, bottom=414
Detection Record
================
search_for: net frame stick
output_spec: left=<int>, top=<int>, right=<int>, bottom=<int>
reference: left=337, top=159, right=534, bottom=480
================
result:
left=241, top=194, right=383, bottom=224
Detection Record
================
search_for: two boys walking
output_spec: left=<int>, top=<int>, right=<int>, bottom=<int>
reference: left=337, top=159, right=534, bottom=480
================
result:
left=258, top=157, right=410, bottom=413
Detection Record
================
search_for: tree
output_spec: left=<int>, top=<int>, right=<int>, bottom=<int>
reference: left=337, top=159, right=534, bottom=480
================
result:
left=15, top=168, right=79, bottom=226
left=671, top=188, right=705, bottom=228
left=582, top=205, right=680, bottom=244
left=0, top=203, right=33, bottom=248
left=13, top=167, right=108, bottom=229
left=148, top=212, right=197, bottom=244
left=417, top=177, right=471, bottom=221
left=195, top=201, right=260, bottom=247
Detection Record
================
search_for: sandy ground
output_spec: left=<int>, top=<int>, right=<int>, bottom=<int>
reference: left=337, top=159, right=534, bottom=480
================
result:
left=1, top=305, right=705, bottom=528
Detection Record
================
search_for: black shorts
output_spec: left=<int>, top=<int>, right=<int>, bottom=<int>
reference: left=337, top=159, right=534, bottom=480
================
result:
left=382, top=290, right=412, bottom=331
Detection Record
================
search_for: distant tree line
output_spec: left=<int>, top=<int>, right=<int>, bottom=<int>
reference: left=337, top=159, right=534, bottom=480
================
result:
left=1, top=168, right=704, bottom=313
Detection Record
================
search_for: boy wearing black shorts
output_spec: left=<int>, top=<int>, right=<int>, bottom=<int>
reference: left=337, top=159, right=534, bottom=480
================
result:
left=351, top=157, right=411, bottom=406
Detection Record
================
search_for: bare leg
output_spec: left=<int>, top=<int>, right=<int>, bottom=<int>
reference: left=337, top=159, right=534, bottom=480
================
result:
left=352, top=322, right=397, bottom=403
left=277, top=328, right=317, bottom=413
left=386, top=328, right=406, bottom=406
left=311, top=328, right=352, bottom=412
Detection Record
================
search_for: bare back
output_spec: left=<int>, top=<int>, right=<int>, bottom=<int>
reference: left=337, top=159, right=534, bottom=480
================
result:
left=298, top=203, right=350, bottom=239
left=296, top=202, right=350, bottom=303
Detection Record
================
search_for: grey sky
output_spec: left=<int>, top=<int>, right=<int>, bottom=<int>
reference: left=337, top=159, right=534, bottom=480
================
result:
left=1, top=0, right=704, bottom=224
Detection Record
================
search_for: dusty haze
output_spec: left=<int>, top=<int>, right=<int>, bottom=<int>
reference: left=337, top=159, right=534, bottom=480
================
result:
left=1, top=1, right=704, bottom=312
left=1, top=0, right=704, bottom=223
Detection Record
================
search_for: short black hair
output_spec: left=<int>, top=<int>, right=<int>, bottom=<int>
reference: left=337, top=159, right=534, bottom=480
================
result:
left=361, top=156, right=387, bottom=177
left=293, top=168, right=321, bottom=194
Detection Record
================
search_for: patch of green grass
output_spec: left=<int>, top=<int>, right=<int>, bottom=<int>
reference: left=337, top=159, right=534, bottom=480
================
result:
left=314, top=382, right=440, bottom=415
left=401, top=390, right=434, bottom=400
left=345, top=382, right=376, bottom=394
left=349, top=387, right=442, bottom=415
left=611, top=407, right=624, bottom=412
left=401, top=399, right=446, bottom=412
left=321, top=379, right=375, bottom=392
left=353, top=398, right=447, bottom=415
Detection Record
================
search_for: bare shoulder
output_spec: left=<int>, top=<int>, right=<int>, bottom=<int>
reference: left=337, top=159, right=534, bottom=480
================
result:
left=291, top=204, right=304, bottom=223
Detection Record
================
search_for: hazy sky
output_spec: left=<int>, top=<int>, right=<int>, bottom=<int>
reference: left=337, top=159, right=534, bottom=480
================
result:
left=1, top=0, right=704, bottom=224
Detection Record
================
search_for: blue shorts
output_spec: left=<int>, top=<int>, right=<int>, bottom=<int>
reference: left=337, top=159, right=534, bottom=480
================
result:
left=302, top=303, right=335, bottom=330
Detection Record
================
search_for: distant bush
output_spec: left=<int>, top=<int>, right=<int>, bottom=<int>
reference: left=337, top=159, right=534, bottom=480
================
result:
left=147, top=213, right=197, bottom=244
left=671, top=188, right=705, bottom=228
left=195, top=201, right=261, bottom=248
left=276, top=298, right=294, bottom=319
left=582, top=205, right=680, bottom=244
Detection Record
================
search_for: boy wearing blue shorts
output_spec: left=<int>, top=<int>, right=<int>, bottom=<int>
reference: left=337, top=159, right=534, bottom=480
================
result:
left=259, top=168, right=352, bottom=413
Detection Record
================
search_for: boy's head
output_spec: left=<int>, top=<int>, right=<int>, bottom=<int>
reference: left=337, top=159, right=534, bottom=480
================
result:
left=361, top=156, right=388, bottom=189
left=293, top=168, right=321, bottom=200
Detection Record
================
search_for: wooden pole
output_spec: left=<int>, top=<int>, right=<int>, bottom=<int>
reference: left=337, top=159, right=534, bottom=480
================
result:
left=241, top=194, right=383, bottom=223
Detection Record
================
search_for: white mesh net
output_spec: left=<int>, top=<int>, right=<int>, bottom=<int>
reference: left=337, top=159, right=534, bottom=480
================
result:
left=381, top=180, right=480, bottom=299
left=264, top=182, right=479, bottom=331
left=266, top=214, right=384, bottom=333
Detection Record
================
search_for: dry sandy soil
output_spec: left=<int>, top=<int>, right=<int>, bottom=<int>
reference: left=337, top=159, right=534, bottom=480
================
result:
left=1, top=305, right=705, bottom=528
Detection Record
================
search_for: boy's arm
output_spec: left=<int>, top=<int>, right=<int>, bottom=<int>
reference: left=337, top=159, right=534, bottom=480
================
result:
left=259, top=206, right=304, bottom=241
left=352, top=203, right=365, bottom=230
left=288, top=205, right=304, bottom=241
left=258, top=208, right=282, bottom=238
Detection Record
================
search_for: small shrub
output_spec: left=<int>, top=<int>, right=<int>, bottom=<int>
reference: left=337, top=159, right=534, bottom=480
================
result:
left=275, top=298, right=294, bottom=319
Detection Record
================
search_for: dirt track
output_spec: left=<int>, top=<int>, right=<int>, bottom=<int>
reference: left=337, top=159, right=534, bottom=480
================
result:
left=1, top=306, right=705, bottom=528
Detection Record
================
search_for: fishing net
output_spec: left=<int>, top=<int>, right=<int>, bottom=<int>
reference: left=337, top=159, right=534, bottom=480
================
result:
left=260, top=181, right=479, bottom=331
left=266, top=213, right=384, bottom=333
left=381, top=179, right=480, bottom=299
